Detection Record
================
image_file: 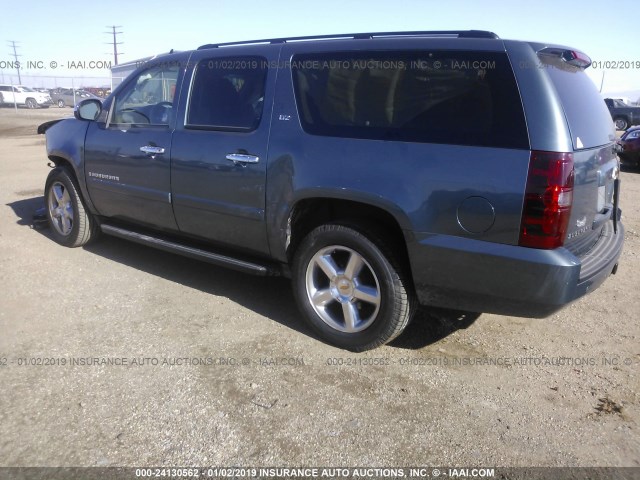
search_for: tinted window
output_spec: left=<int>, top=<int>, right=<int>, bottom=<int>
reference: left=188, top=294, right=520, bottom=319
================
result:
left=186, top=56, right=267, bottom=131
left=112, top=63, right=179, bottom=126
left=542, top=56, right=614, bottom=149
left=292, top=51, right=528, bottom=149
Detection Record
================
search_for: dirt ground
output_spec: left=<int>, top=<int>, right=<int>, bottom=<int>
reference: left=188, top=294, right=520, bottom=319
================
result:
left=0, top=107, right=638, bottom=469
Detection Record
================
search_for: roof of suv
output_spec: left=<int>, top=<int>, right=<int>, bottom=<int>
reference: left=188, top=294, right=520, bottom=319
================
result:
left=197, top=30, right=499, bottom=50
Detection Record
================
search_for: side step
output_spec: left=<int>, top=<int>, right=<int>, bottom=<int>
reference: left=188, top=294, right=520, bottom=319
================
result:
left=100, top=224, right=274, bottom=276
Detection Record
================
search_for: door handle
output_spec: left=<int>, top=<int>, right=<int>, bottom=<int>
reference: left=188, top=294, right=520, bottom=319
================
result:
left=225, top=153, right=259, bottom=164
left=140, top=145, right=166, bottom=155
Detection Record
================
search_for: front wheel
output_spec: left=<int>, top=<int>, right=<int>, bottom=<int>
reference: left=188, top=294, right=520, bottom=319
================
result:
left=292, top=224, right=415, bottom=351
left=45, top=167, right=99, bottom=247
left=25, top=98, right=38, bottom=109
left=57, top=99, right=65, bottom=108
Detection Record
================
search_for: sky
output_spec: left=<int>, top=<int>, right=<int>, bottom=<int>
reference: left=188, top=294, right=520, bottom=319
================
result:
left=1, top=0, right=639, bottom=99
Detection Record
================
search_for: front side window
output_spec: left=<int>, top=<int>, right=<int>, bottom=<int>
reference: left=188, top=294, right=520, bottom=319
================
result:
left=292, top=51, right=528, bottom=149
left=111, top=63, right=179, bottom=126
left=186, top=56, right=267, bottom=131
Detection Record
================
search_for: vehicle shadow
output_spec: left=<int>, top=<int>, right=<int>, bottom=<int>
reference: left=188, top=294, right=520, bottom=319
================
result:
left=620, top=162, right=640, bottom=174
left=390, top=308, right=481, bottom=350
left=7, top=195, right=45, bottom=226
left=7, top=196, right=480, bottom=351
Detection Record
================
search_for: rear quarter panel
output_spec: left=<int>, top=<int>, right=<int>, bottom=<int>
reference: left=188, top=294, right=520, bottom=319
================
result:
left=266, top=41, right=532, bottom=262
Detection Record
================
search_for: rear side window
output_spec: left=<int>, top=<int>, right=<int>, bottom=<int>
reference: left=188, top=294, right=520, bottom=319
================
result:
left=542, top=56, right=614, bottom=149
left=186, top=56, right=267, bottom=131
left=292, top=51, right=528, bottom=149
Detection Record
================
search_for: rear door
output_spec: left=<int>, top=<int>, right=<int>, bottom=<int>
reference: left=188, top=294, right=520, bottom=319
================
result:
left=170, top=47, right=279, bottom=256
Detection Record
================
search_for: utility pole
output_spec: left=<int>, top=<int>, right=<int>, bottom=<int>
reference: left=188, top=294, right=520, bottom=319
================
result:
left=7, top=40, right=21, bottom=84
left=105, top=26, right=123, bottom=66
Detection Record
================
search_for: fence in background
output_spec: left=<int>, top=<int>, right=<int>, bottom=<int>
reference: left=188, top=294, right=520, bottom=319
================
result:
left=0, top=73, right=125, bottom=91
left=0, top=74, right=127, bottom=112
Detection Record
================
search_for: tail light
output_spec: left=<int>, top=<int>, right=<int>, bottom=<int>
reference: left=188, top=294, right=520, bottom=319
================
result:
left=519, top=151, right=574, bottom=249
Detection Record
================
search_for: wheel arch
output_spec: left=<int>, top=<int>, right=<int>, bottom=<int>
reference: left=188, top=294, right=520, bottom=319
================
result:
left=282, top=196, right=414, bottom=281
left=47, top=155, right=99, bottom=215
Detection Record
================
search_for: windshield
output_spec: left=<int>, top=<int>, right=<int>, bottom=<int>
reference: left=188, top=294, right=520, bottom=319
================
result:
left=17, top=86, right=35, bottom=92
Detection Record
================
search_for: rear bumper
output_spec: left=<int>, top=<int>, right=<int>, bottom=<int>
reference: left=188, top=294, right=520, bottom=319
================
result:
left=408, top=221, right=624, bottom=317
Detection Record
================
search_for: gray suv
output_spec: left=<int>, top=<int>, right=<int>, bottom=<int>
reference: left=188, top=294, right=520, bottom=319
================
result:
left=39, top=30, right=624, bottom=350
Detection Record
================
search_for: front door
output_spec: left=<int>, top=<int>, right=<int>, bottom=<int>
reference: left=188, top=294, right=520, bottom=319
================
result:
left=84, top=55, right=188, bottom=231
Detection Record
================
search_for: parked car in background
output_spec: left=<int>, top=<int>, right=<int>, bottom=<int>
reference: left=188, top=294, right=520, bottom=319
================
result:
left=604, top=97, right=640, bottom=131
left=83, top=86, right=112, bottom=98
left=0, top=84, right=52, bottom=108
left=39, top=30, right=624, bottom=351
left=617, top=125, right=640, bottom=167
left=49, top=88, right=101, bottom=108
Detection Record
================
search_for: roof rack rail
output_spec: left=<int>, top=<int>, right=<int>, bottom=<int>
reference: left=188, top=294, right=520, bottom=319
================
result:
left=197, top=30, right=499, bottom=50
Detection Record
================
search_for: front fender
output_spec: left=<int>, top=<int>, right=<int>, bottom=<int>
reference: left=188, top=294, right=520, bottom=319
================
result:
left=42, top=118, right=98, bottom=215
left=37, top=119, right=63, bottom=134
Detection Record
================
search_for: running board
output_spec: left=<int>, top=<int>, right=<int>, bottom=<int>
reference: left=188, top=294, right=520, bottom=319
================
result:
left=100, top=224, right=273, bottom=276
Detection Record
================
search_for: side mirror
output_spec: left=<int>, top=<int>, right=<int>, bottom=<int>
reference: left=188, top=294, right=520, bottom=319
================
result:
left=74, top=98, right=102, bottom=121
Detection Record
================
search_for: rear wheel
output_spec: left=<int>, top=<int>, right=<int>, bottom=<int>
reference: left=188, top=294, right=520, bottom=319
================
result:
left=614, top=117, right=628, bottom=131
left=292, top=223, right=415, bottom=351
left=57, top=99, right=65, bottom=108
left=45, top=167, right=99, bottom=247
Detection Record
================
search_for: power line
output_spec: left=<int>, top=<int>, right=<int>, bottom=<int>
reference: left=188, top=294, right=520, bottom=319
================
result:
left=7, top=40, right=21, bottom=84
left=105, top=26, right=123, bottom=66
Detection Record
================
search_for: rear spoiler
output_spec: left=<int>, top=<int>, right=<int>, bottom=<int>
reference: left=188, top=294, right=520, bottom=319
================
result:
left=537, top=47, right=591, bottom=69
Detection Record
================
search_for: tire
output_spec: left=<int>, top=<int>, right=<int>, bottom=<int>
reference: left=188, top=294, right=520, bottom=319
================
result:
left=614, top=117, right=628, bottom=131
left=25, top=98, right=38, bottom=109
left=57, top=99, right=65, bottom=108
left=292, top=223, right=415, bottom=351
left=44, top=167, right=99, bottom=247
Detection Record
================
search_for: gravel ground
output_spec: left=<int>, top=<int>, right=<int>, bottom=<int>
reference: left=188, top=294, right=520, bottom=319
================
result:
left=0, top=108, right=638, bottom=469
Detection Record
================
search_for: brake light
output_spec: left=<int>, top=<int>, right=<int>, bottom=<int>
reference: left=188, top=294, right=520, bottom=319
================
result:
left=519, top=151, right=574, bottom=249
left=537, top=47, right=592, bottom=69
left=561, top=50, right=591, bottom=68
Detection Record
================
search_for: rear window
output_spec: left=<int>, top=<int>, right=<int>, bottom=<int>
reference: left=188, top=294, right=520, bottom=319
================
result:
left=541, top=56, right=614, bottom=149
left=292, top=51, right=528, bottom=149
